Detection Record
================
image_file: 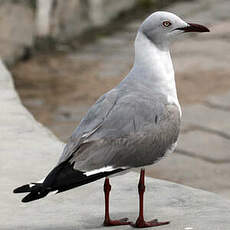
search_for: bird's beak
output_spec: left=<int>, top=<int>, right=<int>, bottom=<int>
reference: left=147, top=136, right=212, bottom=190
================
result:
left=176, top=23, right=210, bottom=33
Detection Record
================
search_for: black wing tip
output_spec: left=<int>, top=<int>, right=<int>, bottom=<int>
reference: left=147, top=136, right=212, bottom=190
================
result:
left=22, top=195, right=32, bottom=203
left=14, top=183, right=49, bottom=202
left=21, top=190, right=49, bottom=203
left=13, top=184, right=31, bottom=193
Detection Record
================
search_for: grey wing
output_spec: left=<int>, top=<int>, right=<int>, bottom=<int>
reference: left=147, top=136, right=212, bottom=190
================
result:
left=58, top=89, right=119, bottom=164
left=59, top=89, right=181, bottom=172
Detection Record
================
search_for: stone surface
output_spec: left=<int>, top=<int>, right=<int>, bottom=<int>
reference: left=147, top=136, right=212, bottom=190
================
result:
left=146, top=152, right=230, bottom=198
left=177, top=130, right=230, bottom=162
left=206, top=91, right=230, bottom=110
left=35, top=0, right=53, bottom=37
left=50, top=0, right=89, bottom=41
left=9, top=0, right=230, bottom=201
left=88, top=0, right=137, bottom=26
left=4, top=173, right=230, bottom=230
left=0, top=1, right=34, bottom=65
left=172, top=39, right=230, bottom=73
left=49, top=0, right=138, bottom=41
left=0, top=0, right=139, bottom=64
left=182, top=105, right=230, bottom=136
left=2, top=61, right=230, bottom=229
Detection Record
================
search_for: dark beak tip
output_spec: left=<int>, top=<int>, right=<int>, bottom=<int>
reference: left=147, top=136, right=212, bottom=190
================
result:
left=187, top=23, right=210, bottom=33
left=199, top=27, right=210, bottom=33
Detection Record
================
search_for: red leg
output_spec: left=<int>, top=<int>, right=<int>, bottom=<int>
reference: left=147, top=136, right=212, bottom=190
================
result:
left=132, top=169, right=170, bottom=228
left=103, top=177, right=131, bottom=226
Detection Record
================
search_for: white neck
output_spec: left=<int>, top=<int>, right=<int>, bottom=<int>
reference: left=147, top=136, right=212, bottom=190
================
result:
left=132, top=32, right=180, bottom=112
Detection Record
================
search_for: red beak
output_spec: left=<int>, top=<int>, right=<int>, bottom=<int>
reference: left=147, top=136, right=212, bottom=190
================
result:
left=177, top=23, right=210, bottom=33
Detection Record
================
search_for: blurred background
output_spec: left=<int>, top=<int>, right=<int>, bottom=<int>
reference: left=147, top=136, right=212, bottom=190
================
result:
left=1, top=0, right=230, bottom=198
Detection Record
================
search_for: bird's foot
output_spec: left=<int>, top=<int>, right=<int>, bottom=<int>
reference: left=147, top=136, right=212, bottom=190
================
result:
left=131, top=217, right=170, bottom=228
left=103, top=217, right=131, bottom=226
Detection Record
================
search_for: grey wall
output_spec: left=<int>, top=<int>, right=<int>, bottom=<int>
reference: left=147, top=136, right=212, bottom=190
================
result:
left=0, top=0, right=139, bottom=64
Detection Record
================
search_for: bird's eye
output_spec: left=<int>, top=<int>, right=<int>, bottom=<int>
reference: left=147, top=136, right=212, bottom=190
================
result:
left=162, top=21, right=172, bottom=27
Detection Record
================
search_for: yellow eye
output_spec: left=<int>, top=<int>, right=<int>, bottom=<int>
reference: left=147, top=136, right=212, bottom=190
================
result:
left=162, top=21, right=172, bottom=27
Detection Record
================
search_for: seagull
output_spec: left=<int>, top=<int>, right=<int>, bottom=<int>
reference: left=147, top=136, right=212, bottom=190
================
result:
left=14, top=11, right=209, bottom=228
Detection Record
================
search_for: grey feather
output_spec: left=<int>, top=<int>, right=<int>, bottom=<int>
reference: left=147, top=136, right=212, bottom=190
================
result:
left=56, top=12, right=187, bottom=173
left=58, top=78, right=181, bottom=171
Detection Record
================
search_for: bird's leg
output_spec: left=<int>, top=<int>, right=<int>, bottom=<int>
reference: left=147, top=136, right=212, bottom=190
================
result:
left=132, top=169, right=170, bottom=228
left=103, top=177, right=131, bottom=226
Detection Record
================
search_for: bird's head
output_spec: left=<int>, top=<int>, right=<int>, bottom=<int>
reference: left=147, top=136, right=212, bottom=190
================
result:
left=139, top=11, right=209, bottom=48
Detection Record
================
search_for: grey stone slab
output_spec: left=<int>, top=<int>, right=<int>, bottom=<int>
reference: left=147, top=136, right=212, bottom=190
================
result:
left=177, top=130, right=230, bottom=162
left=172, top=39, right=230, bottom=73
left=5, top=172, right=230, bottom=230
left=167, top=1, right=209, bottom=18
left=208, top=0, right=230, bottom=22
left=206, top=91, right=230, bottom=109
left=2, top=61, right=230, bottom=229
left=169, top=0, right=230, bottom=24
left=167, top=0, right=221, bottom=26
left=207, top=21, right=230, bottom=39
left=0, top=2, right=34, bottom=65
left=146, top=152, right=230, bottom=199
left=181, top=104, right=230, bottom=136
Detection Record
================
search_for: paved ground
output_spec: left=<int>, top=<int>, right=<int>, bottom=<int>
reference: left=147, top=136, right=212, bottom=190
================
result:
left=147, top=92, right=230, bottom=198
left=1, top=60, right=230, bottom=230
left=10, top=0, right=230, bottom=199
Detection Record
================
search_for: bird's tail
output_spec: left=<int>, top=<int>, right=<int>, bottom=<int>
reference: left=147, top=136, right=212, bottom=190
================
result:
left=13, top=160, right=125, bottom=203
left=13, top=183, right=50, bottom=202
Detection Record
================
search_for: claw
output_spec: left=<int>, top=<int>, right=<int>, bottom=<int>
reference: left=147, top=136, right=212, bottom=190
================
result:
left=132, top=219, right=170, bottom=228
left=103, top=217, right=131, bottom=226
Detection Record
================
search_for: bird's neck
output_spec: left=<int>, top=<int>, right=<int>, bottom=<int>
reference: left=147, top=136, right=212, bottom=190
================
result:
left=132, top=32, right=180, bottom=108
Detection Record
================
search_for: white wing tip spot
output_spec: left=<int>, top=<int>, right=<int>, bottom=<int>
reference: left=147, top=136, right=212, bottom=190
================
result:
left=47, top=190, right=58, bottom=196
left=84, top=166, right=115, bottom=176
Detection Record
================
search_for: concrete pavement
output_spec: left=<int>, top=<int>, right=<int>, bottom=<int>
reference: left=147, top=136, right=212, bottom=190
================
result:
left=44, top=0, right=230, bottom=199
left=147, top=0, right=230, bottom=199
left=48, top=0, right=230, bottom=199
left=1, top=59, right=230, bottom=230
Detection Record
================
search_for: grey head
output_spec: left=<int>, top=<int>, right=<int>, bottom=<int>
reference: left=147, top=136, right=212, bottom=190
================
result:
left=139, top=11, right=209, bottom=48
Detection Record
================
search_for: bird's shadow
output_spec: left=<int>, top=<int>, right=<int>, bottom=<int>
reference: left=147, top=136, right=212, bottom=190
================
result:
left=79, top=211, right=135, bottom=229
left=3, top=212, right=135, bottom=230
